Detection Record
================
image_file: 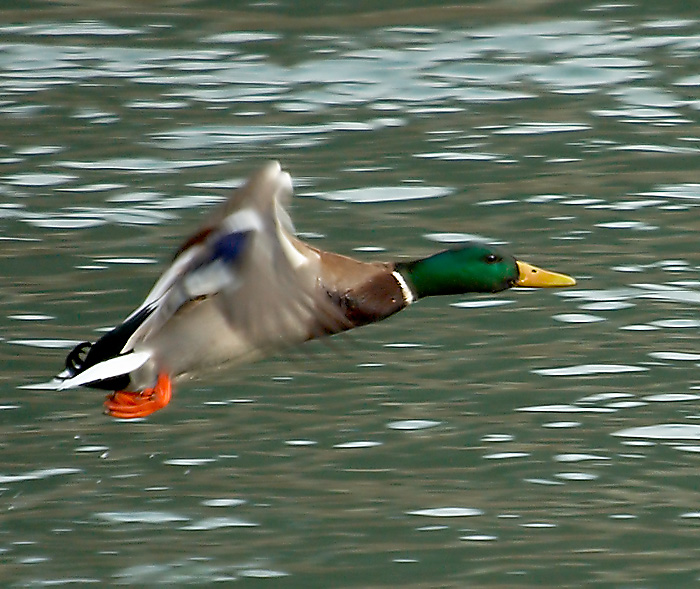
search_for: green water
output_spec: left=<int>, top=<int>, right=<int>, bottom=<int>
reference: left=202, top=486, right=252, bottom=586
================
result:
left=1, top=1, right=700, bottom=586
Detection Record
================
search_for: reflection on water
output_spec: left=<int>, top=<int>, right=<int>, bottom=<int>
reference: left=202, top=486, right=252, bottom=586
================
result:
left=1, top=0, right=700, bottom=586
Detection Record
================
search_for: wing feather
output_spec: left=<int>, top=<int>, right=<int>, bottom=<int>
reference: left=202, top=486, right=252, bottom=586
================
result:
left=121, top=161, right=346, bottom=357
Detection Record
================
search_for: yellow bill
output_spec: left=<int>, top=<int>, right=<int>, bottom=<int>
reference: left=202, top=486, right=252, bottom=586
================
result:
left=516, top=260, right=576, bottom=288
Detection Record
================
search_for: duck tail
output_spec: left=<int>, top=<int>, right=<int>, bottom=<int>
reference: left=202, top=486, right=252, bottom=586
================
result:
left=58, top=305, right=156, bottom=391
left=57, top=350, right=152, bottom=391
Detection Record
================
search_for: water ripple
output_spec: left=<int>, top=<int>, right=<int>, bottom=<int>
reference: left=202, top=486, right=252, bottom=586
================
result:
left=4, top=172, right=77, bottom=186
left=494, top=122, right=590, bottom=135
left=556, top=472, right=598, bottom=481
left=96, top=511, right=189, bottom=524
left=555, top=453, right=610, bottom=462
left=484, top=452, right=530, bottom=460
left=152, top=120, right=401, bottom=149
left=387, top=420, right=441, bottom=431
left=8, top=314, right=53, bottom=321
left=315, top=185, right=451, bottom=203
left=240, top=569, right=288, bottom=579
left=201, top=499, right=246, bottom=508
left=23, top=207, right=175, bottom=230
left=552, top=313, right=606, bottom=323
left=206, top=32, right=281, bottom=44
left=642, top=183, right=700, bottom=202
left=333, top=441, right=382, bottom=449
left=650, top=319, right=700, bottom=328
left=59, top=157, right=225, bottom=173
left=649, top=351, right=700, bottom=361
left=452, top=300, right=514, bottom=309
left=579, top=301, right=634, bottom=311
left=181, top=517, right=257, bottom=531
left=7, top=338, right=82, bottom=349
left=424, top=232, right=491, bottom=243
left=461, top=534, right=498, bottom=542
left=0, top=467, right=81, bottom=484
left=164, top=458, right=217, bottom=467
left=642, top=393, right=700, bottom=402
left=533, top=364, right=648, bottom=377
left=0, top=21, right=142, bottom=37
left=613, top=424, right=700, bottom=440
left=518, top=404, right=616, bottom=414
left=408, top=507, right=483, bottom=518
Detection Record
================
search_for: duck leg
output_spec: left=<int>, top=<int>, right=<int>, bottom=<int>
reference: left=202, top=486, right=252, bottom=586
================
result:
left=104, top=373, right=172, bottom=419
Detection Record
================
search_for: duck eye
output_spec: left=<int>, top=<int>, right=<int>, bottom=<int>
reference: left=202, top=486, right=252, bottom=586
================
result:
left=485, top=253, right=500, bottom=264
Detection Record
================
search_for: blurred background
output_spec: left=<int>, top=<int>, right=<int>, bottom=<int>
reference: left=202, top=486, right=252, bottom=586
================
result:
left=1, top=0, right=699, bottom=586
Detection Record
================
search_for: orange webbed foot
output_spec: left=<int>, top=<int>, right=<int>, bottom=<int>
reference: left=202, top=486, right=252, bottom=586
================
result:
left=104, top=373, right=172, bottom=419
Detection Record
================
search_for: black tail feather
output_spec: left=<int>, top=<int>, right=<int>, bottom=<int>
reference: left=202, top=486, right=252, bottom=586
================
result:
left=65, top=341, right=92, bottom=376
left=64, top=305, right=155, bottom=391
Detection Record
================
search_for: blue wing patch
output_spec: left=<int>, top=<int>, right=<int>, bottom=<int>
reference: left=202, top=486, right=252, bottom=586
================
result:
left=181, top=230, right=253, bottom=299
left=210, top=230, right=250, bottom=264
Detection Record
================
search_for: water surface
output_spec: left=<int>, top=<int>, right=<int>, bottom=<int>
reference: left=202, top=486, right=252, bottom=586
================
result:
left=1, top=1, right=700, bottom=586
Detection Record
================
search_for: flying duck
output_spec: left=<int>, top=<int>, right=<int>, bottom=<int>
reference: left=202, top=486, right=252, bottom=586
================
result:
left=57, top=161, right=575, bottom=418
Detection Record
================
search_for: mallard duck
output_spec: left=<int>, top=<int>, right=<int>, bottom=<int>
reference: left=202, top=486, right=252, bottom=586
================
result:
left=56, top=161, right=575, bottom=418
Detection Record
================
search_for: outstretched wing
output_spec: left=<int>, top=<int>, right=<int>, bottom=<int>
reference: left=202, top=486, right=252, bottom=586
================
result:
left=121, top=161, right=344, bottom=355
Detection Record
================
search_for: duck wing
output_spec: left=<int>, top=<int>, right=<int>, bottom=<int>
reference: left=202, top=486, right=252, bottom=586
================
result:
left=122, top=161, right=345, bottom=356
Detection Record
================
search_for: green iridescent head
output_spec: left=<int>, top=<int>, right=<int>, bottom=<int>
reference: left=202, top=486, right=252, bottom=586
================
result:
left=396, top=242, right=575, bottom=300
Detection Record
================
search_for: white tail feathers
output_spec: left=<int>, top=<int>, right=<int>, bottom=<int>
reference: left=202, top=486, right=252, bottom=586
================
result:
left=57, top=351, right=152, bottom=390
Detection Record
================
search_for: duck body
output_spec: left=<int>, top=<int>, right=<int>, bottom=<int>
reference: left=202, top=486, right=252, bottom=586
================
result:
left=57, top=161, right=575, bottom=418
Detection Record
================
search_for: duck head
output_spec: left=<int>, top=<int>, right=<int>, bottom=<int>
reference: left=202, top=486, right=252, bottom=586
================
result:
left=396, top=242, right=575, bottom=299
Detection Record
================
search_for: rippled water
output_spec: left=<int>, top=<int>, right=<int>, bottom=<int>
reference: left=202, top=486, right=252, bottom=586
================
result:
left=1, top=1, right=700, bottom=586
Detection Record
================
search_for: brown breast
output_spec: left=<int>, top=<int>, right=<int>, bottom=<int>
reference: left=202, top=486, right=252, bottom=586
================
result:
left=310, top=246, right=408, bottom=332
